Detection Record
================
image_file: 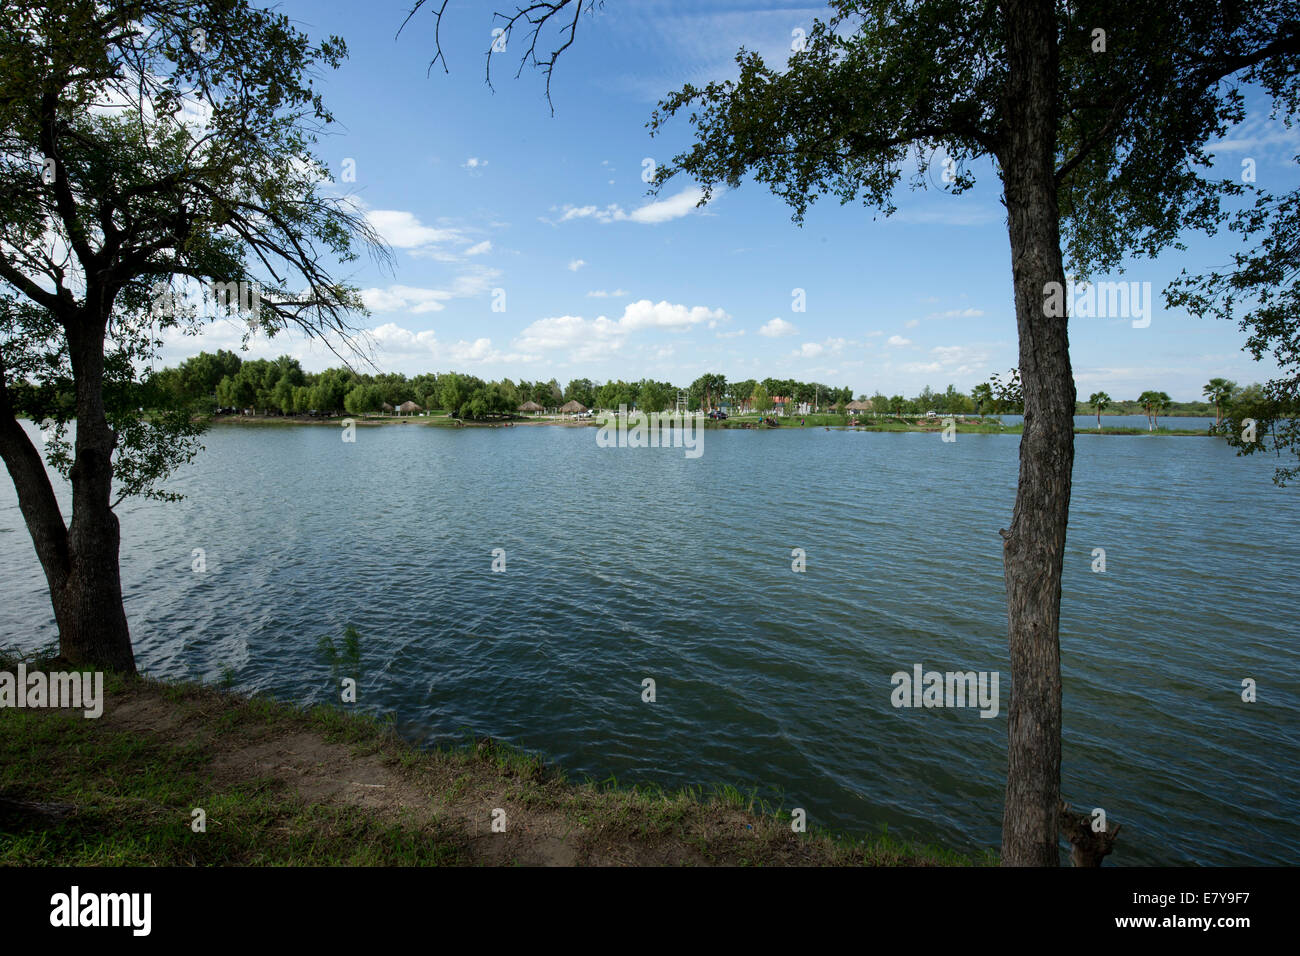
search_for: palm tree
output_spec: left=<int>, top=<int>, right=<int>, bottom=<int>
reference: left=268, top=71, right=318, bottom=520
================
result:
left=972, top=382, right=994, bottom=417
left=1139, top=390, right=1173, bottom=430
left=1137, top=390, right=1158, bottom=431
left=1088, top=391, right=1112, bottom=431
left=1203, top=378, right=1237, bottom=427
left=1153, top=391, right=1172, bottom=429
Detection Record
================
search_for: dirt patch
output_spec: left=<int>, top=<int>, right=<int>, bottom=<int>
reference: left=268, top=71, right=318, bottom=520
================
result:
left=5, top=676, right=955, bottom=867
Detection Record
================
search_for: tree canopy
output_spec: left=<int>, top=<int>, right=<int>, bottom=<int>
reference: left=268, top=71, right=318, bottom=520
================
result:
left=0, top=0, right=385, bottom=672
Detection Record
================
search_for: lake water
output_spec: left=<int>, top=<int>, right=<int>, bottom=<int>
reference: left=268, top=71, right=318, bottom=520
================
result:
left=995, top=414, right=1219, bottom=431
left=1, top=420, right=1296, bottom=865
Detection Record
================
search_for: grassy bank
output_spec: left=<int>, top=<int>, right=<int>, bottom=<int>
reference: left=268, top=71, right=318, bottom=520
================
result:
left=0, top=651, right=976, bottom=867
left=771, top=417, right=1208, bottom=436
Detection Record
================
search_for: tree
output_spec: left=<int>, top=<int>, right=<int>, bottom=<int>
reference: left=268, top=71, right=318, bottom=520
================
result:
left=637, top=379, right=672, bottom=413
left=1172, top=180, right=1300, bottom=481
left=411, top=372, right=441, bottom=411
left=729, top=378, right=757, bottom=413
left=343, top=384, right=372, bottom=417
left=1202, top=378, right=1239, bottom=428
left=987, top=369, right=1025, bottom=415
left=440, top=373, right=471, bottom=418
left=915, top=385, right=937, bottom=413
left=272, top=375, right=295, bottom=415
left=0, top=0, right=382, bottom=673
left=1136, top=390, right=1171, bottom=431
left=639, top=0, right=1300, bottom=866
left=1136, top=391, right=1156, bottom=431
left=415, top=0, right=1300, bottom=867
left=565, top=377, right=596, bottom=409
left=690, top=372, right=727, bottom=412
left=751, top=384, right=772, bottom=415
left=971, top=382, right=994, bottom=417
left=1088, top=391, right=1111, bottom=431
left=464, top=383, right=513, bottom=420
left=1152, top=391, right=1172, bottom=430
left=167, top=349, right=241, bottom=410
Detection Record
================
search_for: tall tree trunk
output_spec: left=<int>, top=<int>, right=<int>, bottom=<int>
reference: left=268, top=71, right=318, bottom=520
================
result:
left=998, top=0, right=1074, bottom=867
left=0, top=311, right=136, bottom=674
left=60, top=315, right=135, bottom=673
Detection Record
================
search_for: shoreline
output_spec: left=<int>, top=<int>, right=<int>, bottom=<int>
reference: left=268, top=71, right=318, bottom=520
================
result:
left=201, top=414, right=1215, bottom=437
left=0, top=651, right=974, bottom=867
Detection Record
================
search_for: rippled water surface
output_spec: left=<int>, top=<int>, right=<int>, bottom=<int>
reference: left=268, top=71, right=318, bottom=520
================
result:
left=1, top=421, right=1295, bottom=865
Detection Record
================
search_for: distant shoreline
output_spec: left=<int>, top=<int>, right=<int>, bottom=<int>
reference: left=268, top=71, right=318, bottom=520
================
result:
left=202, top=413, right=1214, bottom=436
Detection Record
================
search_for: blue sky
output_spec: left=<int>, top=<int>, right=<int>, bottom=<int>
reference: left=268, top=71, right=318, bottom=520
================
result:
left=161, top=0, right=1300, bottom=402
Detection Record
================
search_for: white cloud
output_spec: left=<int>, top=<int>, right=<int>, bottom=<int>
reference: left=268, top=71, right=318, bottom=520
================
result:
left=556, top=205, right=600, bottom=222
left=620, top=299, right=728, bottom=330
left=1209, top=113, right=1300, bottom=155
left=361, top=285, right=451, bottom=314
left=365, top=210, right=462, bottom=249
left=793, top=337, right=850, bottom=359
left=465, top=240, right=492, bottom=256
left=928, top=308, right=985, bottom=319
left=926, top=344, right=992, bottom=377
left=759, top=317, right=797, bottom=338
left=625, top=187, right=710, bottom=224
left=888, top=334, right=912, bottom=346
left=905, top=319, right=920, bottom=328
left=513, top=299, right=729, bottom=361
left=514, top=314, right=625, bottom=361
left=568, top=258, right=587, bottom=271
left=370, top=322, right=533, bottom=366
left=462, top=157, right=488, bottom=170
left=586, top=288, right=629, bottom=298
left=360, top=270, right=499, bottom=314
left=546, top=186, right=716, bottom=226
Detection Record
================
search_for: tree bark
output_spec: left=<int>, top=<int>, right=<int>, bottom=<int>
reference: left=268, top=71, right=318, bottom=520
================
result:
left=998, top=0, right=1074, bottom=867
left=60, top=312, right=135, bottom=673
left=0, top=311, right=136, bottom=675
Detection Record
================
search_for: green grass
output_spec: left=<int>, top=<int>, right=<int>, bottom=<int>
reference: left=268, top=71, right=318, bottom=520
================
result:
left=0, top=707, right=464, bottom=866
left=1076, top=425, right=1208, bottom=436
left=1, top=647, right=980, bottom=866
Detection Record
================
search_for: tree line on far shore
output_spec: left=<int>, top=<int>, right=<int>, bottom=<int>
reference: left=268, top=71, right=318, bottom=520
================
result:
left=127, top=350, right=1256, bottom=424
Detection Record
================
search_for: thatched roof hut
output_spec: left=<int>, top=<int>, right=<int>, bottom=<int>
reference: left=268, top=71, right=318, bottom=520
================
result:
left=845, top=400, right=872, bottom=415
left=559, top=400, right=588, bottom=414
left=518, top=400, right=544, bottom=413
left=380, top=402, right=395, bottom=414
left=397, top=400, right=422, bottom=415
